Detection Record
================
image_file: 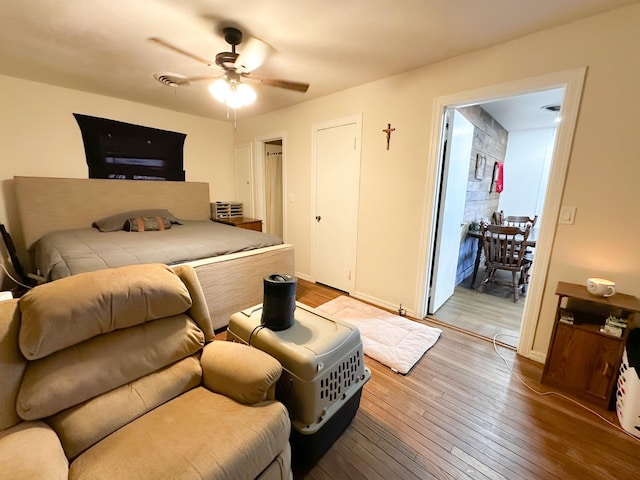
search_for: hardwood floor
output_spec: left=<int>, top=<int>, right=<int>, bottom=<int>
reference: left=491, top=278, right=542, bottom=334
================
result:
left=429, top=271, right=526, bottom=349
left=289, top=280, right=640, bottom=480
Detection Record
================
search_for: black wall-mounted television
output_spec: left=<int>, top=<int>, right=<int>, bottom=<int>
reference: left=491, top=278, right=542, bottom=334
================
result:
left=74, top=114, right=186, bottom=181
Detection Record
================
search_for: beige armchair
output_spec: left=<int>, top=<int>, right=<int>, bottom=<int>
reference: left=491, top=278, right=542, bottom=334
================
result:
left=0, top=263, right=292, bottom=480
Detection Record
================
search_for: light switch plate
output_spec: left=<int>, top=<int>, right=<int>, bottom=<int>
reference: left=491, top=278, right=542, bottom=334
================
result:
left=559, top=206, right=576, bottom=224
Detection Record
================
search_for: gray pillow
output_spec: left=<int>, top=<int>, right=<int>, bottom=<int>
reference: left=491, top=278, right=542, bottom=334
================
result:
left=92, top=209, right=181, bottom=232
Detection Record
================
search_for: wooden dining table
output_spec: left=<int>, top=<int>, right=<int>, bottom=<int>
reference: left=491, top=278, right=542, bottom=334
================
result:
left=467, top=227, right=538, bottom=288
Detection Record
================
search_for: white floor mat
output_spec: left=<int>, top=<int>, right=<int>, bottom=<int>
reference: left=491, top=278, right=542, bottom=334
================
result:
left=316, top=296, right=442, bottom=374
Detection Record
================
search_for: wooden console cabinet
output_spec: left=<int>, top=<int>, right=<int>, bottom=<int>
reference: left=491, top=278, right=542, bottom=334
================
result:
left=541, top=282, right=640, bottom=408
left=213, top=217, right=263, bottom=232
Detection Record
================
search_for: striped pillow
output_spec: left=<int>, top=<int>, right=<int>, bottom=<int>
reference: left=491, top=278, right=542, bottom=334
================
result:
left=124, top=216, right=172, bottom=232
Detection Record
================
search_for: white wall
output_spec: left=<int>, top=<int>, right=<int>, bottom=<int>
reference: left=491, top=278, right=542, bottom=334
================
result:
left=0, top=74, right=235, bottom=263
left=234, top=3, right=640, bottom=357
left=498, top=127, right=556, bottom=219
left=2, top=4, right=639, bottom=359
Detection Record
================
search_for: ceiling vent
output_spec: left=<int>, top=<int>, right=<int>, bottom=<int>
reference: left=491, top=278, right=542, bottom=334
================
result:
left=153, top=73, right=190, bottom=87
left=542, top=104, right=561, bottom=112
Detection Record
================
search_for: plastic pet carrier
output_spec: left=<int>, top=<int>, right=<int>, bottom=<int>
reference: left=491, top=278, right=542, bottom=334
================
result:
left=227, top=302, right=371, bottom=466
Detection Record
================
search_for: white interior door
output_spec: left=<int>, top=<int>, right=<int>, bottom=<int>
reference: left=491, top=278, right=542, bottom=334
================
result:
left=314, top=120, right=360, bottom=292
left=428, top=110, right=474, bottom=314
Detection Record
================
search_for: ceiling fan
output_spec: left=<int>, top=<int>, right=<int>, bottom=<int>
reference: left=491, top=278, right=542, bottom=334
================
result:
left=150, top=27, right=309, bottom=109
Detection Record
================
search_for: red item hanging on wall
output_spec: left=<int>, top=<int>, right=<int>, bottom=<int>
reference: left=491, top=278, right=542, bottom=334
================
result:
left=495, top=161, right=504, bottom=193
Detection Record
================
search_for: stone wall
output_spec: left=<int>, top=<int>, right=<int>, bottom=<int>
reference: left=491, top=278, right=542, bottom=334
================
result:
left=456, top=105, right=508, bottom=284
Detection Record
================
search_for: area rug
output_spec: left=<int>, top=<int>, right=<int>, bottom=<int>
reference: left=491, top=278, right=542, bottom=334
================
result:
left=316, top=296, right=442, bottom=374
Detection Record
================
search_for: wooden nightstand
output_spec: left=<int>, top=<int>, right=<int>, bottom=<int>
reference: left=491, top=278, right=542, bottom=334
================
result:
left=213, top=217, right=263, bottom=232
left=541, top=281, right=640, bottom=408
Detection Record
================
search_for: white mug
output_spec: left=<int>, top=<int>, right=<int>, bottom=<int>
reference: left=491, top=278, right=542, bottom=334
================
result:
left=586, top=278, right=616, bottom=297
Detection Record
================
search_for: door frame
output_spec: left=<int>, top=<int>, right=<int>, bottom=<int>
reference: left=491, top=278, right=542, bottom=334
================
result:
left=311, top=114, right=363, bottom=293
left=416, top=68, right=586, bottom=360
left=254, top=132, right=287, bottom=241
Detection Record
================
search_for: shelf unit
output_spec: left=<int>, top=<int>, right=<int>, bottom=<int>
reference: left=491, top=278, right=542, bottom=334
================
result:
left=212, top=201, right=243, bottom=219
left=541, top=281, right=640, bottom=409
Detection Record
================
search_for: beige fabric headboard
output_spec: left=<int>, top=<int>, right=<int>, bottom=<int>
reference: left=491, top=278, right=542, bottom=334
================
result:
left=14, top=176, right=211, bottom=250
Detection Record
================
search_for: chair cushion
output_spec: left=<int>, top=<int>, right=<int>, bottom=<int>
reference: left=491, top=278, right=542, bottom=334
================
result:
left=48, top=356, right=202, bottom=459
left=19, top=263, right=192, bottom=360
left=69, top=387, right=291, bottom=480
left=201, top=341, right=282, bottom=404
left=255, top=445, right=292, bottom=480
left=17, top=315, right=204, bottom=420
left=0, top=421, right=68, bottom=480
left=0, top=299, right=26, bottom=431
left=172, top=264, right=215, bottom=341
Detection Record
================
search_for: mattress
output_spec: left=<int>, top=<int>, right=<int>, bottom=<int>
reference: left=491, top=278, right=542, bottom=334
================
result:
left=33, top=220, right=283, bottom=281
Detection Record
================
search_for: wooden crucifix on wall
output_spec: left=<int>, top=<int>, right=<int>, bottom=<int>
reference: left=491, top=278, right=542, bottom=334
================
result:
left=382, top=123, right=396, bottom=150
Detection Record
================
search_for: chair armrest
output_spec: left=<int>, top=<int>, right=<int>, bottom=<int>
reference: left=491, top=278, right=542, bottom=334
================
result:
left=201, top=341, right=282, bottom=404
left=0, top=421, right=68, bottom=480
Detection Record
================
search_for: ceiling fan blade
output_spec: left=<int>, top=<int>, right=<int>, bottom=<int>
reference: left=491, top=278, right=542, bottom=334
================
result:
left=185, top=75, right=221, bottom=82
left=148, top=37, right=214, bottom=67
left=234, top=36, right=272, bottom=73
left=245, top=75, right=310, bottom=93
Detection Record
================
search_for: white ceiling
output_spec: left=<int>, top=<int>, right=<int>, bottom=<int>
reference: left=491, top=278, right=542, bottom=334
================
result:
left=0, top=0, right=635, bottom=122
left=482, top=88, right=565, bottom=131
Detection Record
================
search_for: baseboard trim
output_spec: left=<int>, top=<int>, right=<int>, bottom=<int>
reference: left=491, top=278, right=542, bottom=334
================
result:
left=351, top=290, right=416, bottom=318
left=527, top=350, right=546, bottom=364
left=295, top=272, right=312, bottom=282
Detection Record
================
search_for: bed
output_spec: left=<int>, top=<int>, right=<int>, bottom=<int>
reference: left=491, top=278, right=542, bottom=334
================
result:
left=13, top=176, right=295, bottom=330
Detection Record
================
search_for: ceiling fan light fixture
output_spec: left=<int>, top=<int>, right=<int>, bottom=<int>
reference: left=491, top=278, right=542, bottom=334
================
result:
left=236, top=83, right=257, bottom=105
left=209, top=78, right=256, bottom=108
left=152, top=27, right=308, bottom=116
left=208, top=78, right=230, bottom=102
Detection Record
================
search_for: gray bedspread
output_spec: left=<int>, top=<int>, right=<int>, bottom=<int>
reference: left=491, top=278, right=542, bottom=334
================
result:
left=34, top=220, right=283, bottom=281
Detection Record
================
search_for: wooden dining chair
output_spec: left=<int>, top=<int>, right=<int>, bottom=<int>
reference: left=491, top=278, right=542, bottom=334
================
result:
left=476, top=224, right=532, bottom=303
left=504, top=214, right=537, bottom=228
left=504, top=214, right=537, bottom=257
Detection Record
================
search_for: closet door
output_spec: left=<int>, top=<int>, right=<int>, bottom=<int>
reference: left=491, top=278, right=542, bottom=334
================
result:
left=314, top=120, right=360, bottom=293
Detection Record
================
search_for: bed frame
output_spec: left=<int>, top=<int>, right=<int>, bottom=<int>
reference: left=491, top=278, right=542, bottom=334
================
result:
left=13, top=176, right=294, bottom=330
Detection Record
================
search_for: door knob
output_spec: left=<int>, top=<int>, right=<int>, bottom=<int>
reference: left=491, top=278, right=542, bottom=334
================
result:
left=315, top=216, right=321, bottom=222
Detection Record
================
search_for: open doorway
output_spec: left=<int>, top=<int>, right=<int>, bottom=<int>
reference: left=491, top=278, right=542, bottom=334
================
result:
left=428, top=90, right=562, bottom=348
left=417, top=68, right=586, bottom=359
left=264, top=140, right=284, bottom=237
left=254, top=133, right=287, bottom=240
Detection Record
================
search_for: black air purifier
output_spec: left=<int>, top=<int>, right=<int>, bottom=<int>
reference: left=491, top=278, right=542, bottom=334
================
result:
left=261, top=274, right=297, bottom=331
